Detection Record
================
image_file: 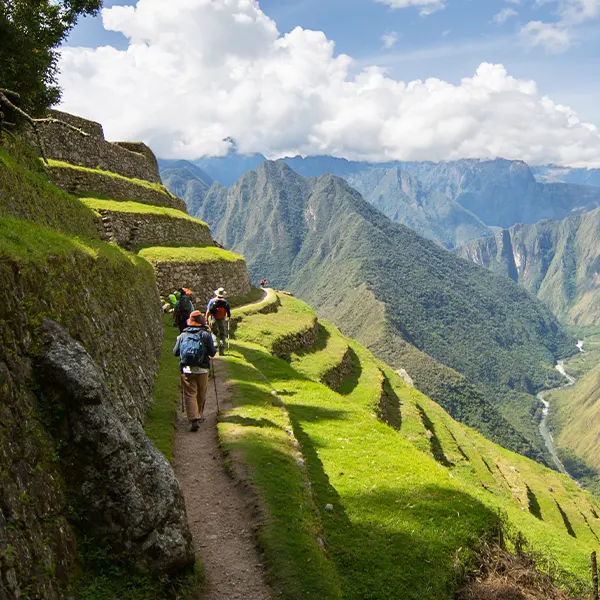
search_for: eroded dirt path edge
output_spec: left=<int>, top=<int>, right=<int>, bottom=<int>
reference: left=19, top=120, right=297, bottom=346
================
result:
left=173, top=359, right=274, bottom=600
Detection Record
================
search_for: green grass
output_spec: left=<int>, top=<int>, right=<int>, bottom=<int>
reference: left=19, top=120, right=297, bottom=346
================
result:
left=80, top=198, right=209, bottom=226
left=0, top=216, right=94, bottom=262
left=0, top=144, right=100, bottom=239
left=45, top=159, right=175, bottom=196
left=219, top=347, right=342, bottom=600
left=145, top=315, right=181, bottom=462
left=231, top=287, right=280, bottom=317
left=138, top=245, right=244, bottom=264
left=291, top=320, right=349, bottom=383
left=227, top=285, right=267, bottom=309
left=74, top=542, right=203, bottom=600
left=233, top=295, right=317, bottom=354
left=219, top=295, right=600, bottom=599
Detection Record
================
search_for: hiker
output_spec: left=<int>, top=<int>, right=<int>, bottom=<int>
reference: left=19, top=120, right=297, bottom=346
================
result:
left=173, top=311, right=216, bottom=431
left=168, top=291, right=179, bottom=310
left=173, top=288, right=194, bottom=333
left=207, top=287, right=231, bottom=356
left=260, top=279, right=267, bottom=288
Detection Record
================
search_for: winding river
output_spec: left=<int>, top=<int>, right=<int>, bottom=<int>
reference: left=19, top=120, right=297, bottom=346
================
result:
left=537, top=359, right=578, bottom=481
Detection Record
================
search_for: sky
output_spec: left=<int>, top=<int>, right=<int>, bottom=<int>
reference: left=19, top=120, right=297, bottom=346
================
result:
left=60, top=0, right=600, bottom=166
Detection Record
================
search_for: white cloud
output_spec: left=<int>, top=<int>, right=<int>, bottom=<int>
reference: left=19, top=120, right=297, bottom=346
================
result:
left=493, top=8, right=518, bottom=24
left=373, top=0, right=445, bottom=16
left=521, top=0, right=600, bottom=52
left=520, top=20, right=572, bottom=51
left=58, top=0, right=600, bottom=167
left=381, top=31, right=399, bottom=49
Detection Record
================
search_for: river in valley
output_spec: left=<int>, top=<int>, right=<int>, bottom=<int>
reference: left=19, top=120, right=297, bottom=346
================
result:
left=537, top=359, right=578, bottom=481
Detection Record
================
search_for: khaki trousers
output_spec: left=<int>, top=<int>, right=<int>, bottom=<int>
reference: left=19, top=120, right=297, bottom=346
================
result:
left=181, top=372, right=209, bottom=421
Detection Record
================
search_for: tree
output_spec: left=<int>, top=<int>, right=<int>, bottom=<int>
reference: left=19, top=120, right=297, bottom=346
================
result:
left=0, top=0, right=102, bottom=115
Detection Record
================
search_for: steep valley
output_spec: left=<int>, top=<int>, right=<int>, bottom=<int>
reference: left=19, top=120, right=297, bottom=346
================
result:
left=458, top=208, right=600, bottom=328
left=192, top=160, right=574, bottom=462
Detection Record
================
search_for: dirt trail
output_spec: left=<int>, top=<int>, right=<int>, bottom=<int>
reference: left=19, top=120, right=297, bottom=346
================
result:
left=173, top=359, right=274, bottom=600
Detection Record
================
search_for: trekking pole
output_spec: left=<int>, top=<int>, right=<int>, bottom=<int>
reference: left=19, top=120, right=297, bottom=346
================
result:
left=212, top=359, right=220, bottom=414
left=180, top=382, right=184, bottom=414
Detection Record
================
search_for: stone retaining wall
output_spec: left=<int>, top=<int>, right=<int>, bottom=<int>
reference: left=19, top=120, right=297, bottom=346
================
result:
left=321, top=347, right=354, bottom=391
left=22, top=118, right=161, bottom=183
left=0, top=244, right=164, bottom=599
left=150, top=257, right=252, bottom=305
left=96, top=209, right=213, bottom=250
left=49, top=109, right=105, bottom=138
left=272, top=318, right=319, bottom=360
left=46, top=165, right=187, bottom=211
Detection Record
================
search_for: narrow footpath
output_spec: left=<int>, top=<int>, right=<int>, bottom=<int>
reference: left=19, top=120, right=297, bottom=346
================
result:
left=173, top=359, right=274, bottom=600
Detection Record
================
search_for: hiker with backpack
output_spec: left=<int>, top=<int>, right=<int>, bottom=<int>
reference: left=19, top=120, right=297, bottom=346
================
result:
left=173, top=311, right=216, bottom=431
left=173, top=288, right=194, bottom=333
left=206, top=287, right=231, bottom=356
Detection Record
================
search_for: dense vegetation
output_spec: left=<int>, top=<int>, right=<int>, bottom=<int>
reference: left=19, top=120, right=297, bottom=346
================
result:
left=547, top=334, right=600, bottom=495
left=344, top=166, right=491, bottom=248
left=458, top=208, right=600, bottom=328
left=193, top=160, right=572, bottom=459
left=218, top=293, right=600, bottom=599
left=0, top=0, right=101, bottom=113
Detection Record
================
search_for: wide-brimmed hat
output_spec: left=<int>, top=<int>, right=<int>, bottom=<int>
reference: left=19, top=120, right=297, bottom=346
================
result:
left=214, top=287, right=226, bottom=298
left=187, top=311, right=206, bottom=327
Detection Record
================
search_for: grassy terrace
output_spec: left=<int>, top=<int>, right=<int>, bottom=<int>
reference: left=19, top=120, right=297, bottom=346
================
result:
left=81, top=198, right=209, bottom=225
left=233, top=294, right=317, bottom=354
left=291, top=319, right=349, bottom=383
left=0, top=146, right=99, bottom=239
left=219, top=294, right=600, bottom=599
left=45, top=159, right=174, bottom=195
left=138, top=245, right=243, bottom=263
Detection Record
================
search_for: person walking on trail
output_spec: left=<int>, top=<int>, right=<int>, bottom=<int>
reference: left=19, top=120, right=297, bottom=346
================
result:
left=173, top=311, right=216, bottom=432
left=207, top=287, right=231, bottom=356
left=173, top=288, right=194, bottom=333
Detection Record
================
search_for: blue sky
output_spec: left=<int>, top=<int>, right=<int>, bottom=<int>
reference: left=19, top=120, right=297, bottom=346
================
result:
left=67, top=0, right=600, bottom=124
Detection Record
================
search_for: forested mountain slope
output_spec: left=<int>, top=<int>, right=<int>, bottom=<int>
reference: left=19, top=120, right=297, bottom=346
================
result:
left=159, top=160, right=214, bottom=217
left=220, top=293, right=600, bottom=600
left=194, top=161, right=574, bottom=460
left=161, top=155, right=600, bottom=247
left=458, top=207, right=600, bottom=327
left=344, top=166, right=491, bottom=248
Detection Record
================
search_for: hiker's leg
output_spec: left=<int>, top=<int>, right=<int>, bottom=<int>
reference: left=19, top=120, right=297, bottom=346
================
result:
left=217, top=320, right=226, bottom=355
left=182, top=374, right=201, bottom=421
left=197, top=372, right=209, bottom=417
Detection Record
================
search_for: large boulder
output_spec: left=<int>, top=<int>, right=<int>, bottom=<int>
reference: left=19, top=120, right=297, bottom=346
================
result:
left=38, top=319, right=194, bottom=573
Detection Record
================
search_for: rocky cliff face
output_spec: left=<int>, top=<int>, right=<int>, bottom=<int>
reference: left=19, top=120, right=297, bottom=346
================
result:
left=344, top=166, right=491, bottom=248
left=458, top=207, right=600, bottom=326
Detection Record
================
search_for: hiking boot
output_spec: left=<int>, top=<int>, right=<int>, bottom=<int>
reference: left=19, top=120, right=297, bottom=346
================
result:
left=190, top=419, right=200, bottom=432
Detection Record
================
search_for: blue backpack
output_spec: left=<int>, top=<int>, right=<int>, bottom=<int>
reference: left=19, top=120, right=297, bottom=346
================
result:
left=179, top=332, right=206, bottom=367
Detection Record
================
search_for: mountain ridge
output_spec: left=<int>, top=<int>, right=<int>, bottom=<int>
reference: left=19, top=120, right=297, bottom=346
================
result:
left=193, top=160, right=574, bottom=460
left=457, top=207, right=600, bottom=327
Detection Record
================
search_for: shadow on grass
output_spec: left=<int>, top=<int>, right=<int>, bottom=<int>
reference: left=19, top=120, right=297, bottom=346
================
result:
left=293, top=323, right=331, bottom=357
left=287, top=398, right=498, bottom=600
left=378, top=371, right=402, bottom=430
left=416, top=403, right=454, bottom=468
left=220, top=414, right=284, bottom=431
left=338, top=347, right=361, bottom=397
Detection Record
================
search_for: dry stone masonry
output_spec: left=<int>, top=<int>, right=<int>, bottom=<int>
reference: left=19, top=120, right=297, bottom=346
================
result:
left=94, top=207, right=213, bottom=249
left=45, top=164, right=186, bottom=211
left=150, top=256, right=252, bottom=304
left=23, top=110, right=161, bottom=182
